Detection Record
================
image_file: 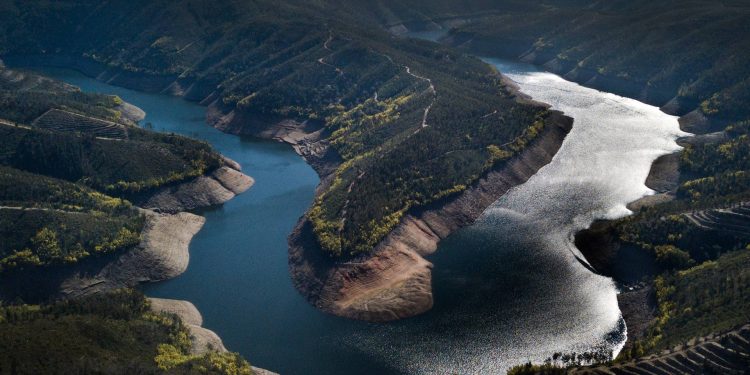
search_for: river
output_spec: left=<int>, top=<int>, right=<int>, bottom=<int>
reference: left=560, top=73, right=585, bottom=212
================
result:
left=35, top=47, right=685, bottom=374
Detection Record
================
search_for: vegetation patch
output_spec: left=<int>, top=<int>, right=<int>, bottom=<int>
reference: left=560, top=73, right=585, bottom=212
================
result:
left=0, top=289, right=254, bottom=374
left=0, top=125, right=221, bottom=196
left=0, top=208, right=144, bottom=272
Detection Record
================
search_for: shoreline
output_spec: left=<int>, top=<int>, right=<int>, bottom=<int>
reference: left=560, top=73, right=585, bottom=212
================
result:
left=286, top=111, right=573, bottom=321
left=4, top=55, right=577, bottom=324
left=149, top=298, right=279, bottom=375
left=573, top=106, right=725, bottom=353
left=43, top=155, right=254, bottom=299
left=200, top=60, right=574, bottom=321
left=390, top=21, right=721, bottom=352
left=0, top=71, right=264, bottom=368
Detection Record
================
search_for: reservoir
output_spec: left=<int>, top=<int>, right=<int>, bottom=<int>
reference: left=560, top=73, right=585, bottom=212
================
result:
left=35, top=49, right=685, bottom=374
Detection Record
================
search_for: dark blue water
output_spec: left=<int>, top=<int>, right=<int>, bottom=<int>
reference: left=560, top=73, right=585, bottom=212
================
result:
left=33, top=59, right=684, bottom=373
left=33, top=68, right=399, bottom=374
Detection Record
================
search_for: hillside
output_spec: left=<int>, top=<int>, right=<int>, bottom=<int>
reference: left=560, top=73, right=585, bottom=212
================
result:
left=0, top=64, right=218, bottom=275
left=0, top=62, right=261, bottom=372
left=0, top=289, right=255, bottom=374
left=333, top=0, right=750, bottom=369
left=0, top=0, right=558, bottom=259
left=351, top=1, right=750, bottom=124
left=0, top=61, right=259, bottom=288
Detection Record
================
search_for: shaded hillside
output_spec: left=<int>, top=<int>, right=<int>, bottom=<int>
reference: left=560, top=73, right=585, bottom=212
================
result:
left=0, top=289, right=254, bottom=374
left=0, top=63, right=259, bottom=374
left=350, top=1, right=750, bottom=123
left=0, top=0, right=556, bottom=257
left=0, top=65, right=227, bottom=276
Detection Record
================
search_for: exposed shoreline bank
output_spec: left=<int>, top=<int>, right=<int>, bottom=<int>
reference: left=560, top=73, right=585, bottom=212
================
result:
left=283, top=111, right=573, bottom=322
left=149, top=297, right=279, bottom=375
left=0, top=68, right=264, bottom=368
left=3, top=54, right=572, bottom=323
left=389, top=21, right=722, bottom=351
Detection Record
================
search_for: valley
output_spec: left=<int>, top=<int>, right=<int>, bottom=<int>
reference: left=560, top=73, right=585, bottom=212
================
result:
left=0, top=1, right=749, bottom=374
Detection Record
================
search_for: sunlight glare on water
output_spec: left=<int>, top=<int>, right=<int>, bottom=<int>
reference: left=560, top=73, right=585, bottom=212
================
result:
left=35, top=58, right=688, bottom=374
left=343, top=58, right=688, bottom=374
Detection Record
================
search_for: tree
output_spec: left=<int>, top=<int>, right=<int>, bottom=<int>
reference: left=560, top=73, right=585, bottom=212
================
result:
left=31, top=227, right=62, bottom=261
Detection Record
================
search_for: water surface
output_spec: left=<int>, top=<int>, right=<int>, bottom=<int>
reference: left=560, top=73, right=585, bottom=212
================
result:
left=36, top=56, right=685, bottom=374
left=346, top=57, right=687, bottom=373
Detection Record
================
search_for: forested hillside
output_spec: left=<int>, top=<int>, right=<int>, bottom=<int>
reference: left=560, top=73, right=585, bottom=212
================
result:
left=0, top=0, right=556, bottom=257
left=333, top=0, right=750, bottom=368
left=0, top=63, right=256, bottom=373
left=0, top=289, right=254, bottom=374
left=358, top=0, right=750, bottom=124
left=0, top=65, right=225, bottom=274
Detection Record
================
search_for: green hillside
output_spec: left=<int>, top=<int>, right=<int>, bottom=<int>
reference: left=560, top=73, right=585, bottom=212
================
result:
left=0, top=65, right=124, bottom=124
left=0, top=65, right=226, bottom=274
left=0, top=289, right=254, bottom=374
left=0, top=0, right=555, bottom=256
left=0, top=54, right=255, bottom=374
left=368, top=0, right=750, bottom=123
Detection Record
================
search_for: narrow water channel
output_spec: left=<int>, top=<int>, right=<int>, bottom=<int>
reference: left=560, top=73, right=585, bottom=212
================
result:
left=35, top=51, right=685, bottom=374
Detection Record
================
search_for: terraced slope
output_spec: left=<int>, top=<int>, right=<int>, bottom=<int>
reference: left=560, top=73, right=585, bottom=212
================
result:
left=683, top=203, right=750, bottom=238
left=576, top=324, right=750, bottom=375
left=32, top=109, right=128, bottom=139
left=0, top=62, right=125, bottom=124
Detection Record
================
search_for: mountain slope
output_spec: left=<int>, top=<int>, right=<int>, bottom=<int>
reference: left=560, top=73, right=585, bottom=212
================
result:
left=0, top=0, right=561, bottom=258
left=0, top=0, right=576, bottom=320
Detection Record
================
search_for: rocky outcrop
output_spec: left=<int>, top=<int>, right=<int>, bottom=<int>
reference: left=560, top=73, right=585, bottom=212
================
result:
left=140, top=165, right=254, bottom=214
left=59, top=209, right=206, bottom=298
left=626, top=152, right=681, bottom=211
left=645, top=153, right=681, bottom=194
left=148, top=298, right=227, bottom=354
left=148, top=298, right=279, bottom=374
left=207, top=103, right=341, bottom=180
left=116, top=101, right=146, bottom=124
left=289, top=111, right=573, bottom=322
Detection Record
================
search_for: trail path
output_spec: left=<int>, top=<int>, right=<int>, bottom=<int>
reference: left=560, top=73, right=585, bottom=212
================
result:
left=0, top=205, right=85, bottom=215
left=317, top=32, right=343, bottom=75
left=375, top=52, right=437, bottom=132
